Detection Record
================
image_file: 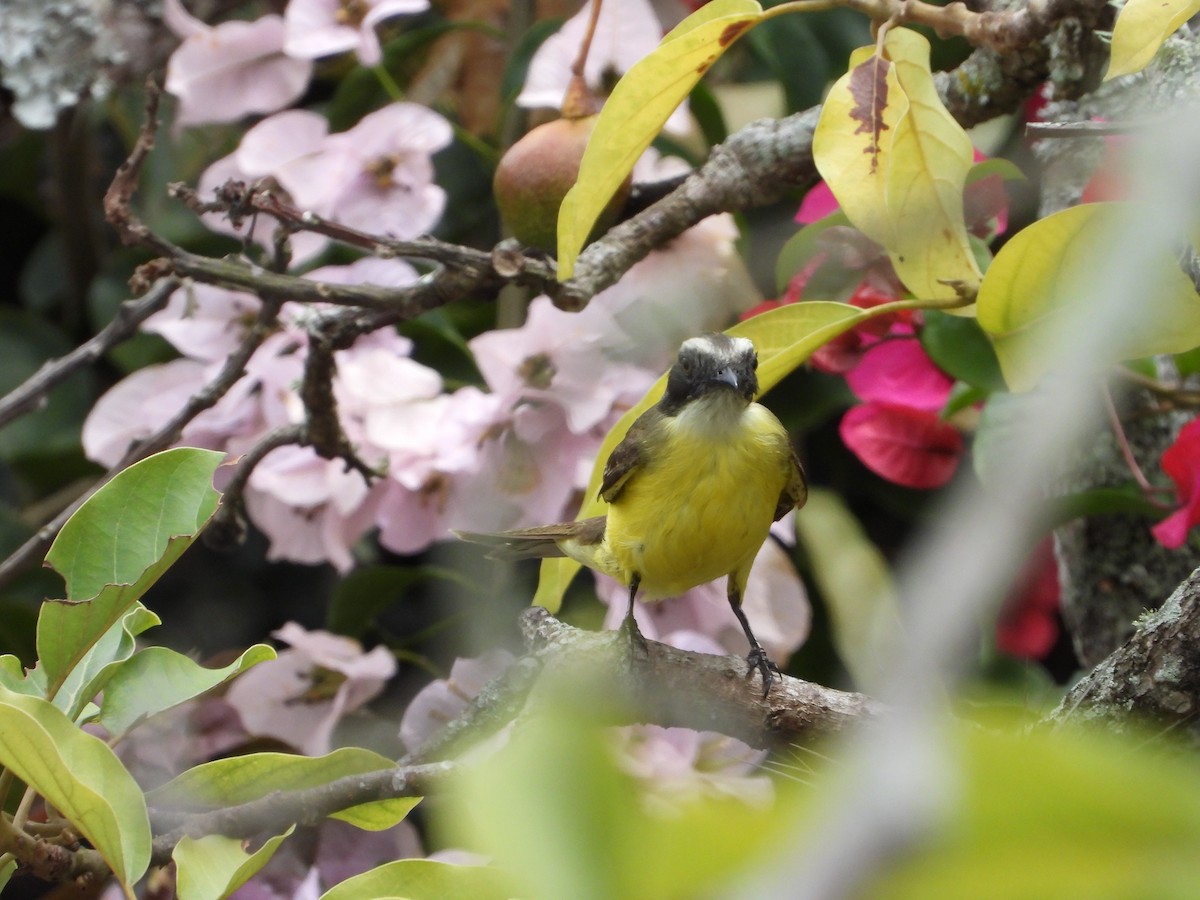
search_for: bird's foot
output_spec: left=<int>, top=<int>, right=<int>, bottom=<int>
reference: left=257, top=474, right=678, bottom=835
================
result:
left=745, top=646, right=781, bottom=697
left=619, top=612, right=650, bottom=668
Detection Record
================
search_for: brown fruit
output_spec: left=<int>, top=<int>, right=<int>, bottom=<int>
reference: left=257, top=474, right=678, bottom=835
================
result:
left=493, top=115, right=632, bottom=252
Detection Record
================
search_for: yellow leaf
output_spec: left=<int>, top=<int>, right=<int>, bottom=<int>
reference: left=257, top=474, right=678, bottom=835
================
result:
left=812, top=45, right=904, bottom=247
left=977, top=202, right=1200, bottom=392
left=1106, top=0, right=1200, bottom=79
left=885, top=28, right=981, bottom=300
left=555, top=0, right=763, bottom=280
left=813, top=28, right=980, bottom=301
left=533, top=301, right=869, bottom=610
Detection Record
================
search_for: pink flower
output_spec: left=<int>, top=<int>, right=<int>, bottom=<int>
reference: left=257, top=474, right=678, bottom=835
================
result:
left=224, top=622, right=396, bottom=756
left=795, top=180, right=838, bottom=224
left=284, top=0, right=431, bottom=67
left=196, top=110, right=332, bottom=261
left=469, top=296, right=655, bottom=435
left=143, top=283, right=262, bottom=363
left=163, top=0, right=313, bottom=126
left=244, top=445, right=380, bottom=572
left=82, top=359, right=211, bottom=466
left=845, top=333, right=955, bottom=412
left=1152, top=416, right=1200, bottom=549
left=839, top=402, right=964, bottom=489
left=275, top=103, right=453, bottom=238
left=613, top=724, right=772, bottom=814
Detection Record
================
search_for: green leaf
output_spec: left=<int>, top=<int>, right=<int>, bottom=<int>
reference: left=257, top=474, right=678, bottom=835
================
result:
left=941, top=381, right=989, bottom=418
left=793, top=489, right=901, bottom=689
left=0, top=856, right=16, bottom=891
left=175, top=828, right=294, bottom=900
left=319, top=859, right=514, bottom=900
left=920, top=309, right=1006, bottom=391
left=533, top=300, right=869, bottom=610
left=1106, top=0, right=1200, bottom=79
left=98, top=643, right=276, bottom=738
left=878, top=717, right=1200, bottom=896
left=976, top=203, right=1200, bottom=392
left=36, top=448, right=223, bottom=705
left=148, top=748, right=419, bottom=830
left=45, top=447, right=224, bottom=601
left=813, top=28, right=980, bottom=300
left=1044, top=486, right=1165, bottom=526
left=41, top=603, right=160, bottom=720
left=556, top=0, right=764, bottom=278
left=0, top=683, right=151, bottom=886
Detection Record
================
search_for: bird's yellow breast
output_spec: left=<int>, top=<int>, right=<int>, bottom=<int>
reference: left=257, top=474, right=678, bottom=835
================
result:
left=604, top=400, right=791, bottom=599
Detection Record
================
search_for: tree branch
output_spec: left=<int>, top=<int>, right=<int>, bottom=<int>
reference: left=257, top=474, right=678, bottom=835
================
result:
left=1048, top=565, right=1200, bottom=741
left=0, top=294, right=281, bottom=591
left=148, top=761, right=455, bottom=865
left=0, top=276, right=177, bottom=430
left=519, top=607, right=881, bottom=751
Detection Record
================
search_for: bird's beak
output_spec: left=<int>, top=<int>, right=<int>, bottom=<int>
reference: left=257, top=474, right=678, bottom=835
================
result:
left=714, top=367, right=739, bottom=390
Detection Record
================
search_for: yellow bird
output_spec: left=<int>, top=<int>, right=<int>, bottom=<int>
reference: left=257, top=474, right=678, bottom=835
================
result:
left=457, top=333, right=807, bottom=692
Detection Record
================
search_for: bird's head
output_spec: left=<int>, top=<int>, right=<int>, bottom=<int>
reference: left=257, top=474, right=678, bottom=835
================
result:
left=661, top=333, right=759, bottom=415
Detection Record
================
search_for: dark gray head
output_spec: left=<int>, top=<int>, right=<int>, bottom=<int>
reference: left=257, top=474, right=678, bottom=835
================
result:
left=660, top=333, right=759, bottom=415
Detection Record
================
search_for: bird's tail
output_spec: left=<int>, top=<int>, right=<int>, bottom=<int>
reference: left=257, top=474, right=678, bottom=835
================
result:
left=454, top=516, right=606, bottom=561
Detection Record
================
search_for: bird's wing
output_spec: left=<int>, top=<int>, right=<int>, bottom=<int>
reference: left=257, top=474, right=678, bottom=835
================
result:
left=598, top=407, right=661, bottom=503
left=454, top=516, right=606, bottom=560
left=774, top=445, right=808, bottom=521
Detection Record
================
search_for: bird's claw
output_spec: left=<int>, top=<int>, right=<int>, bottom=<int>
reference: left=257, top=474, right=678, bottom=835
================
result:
left=745, top=646, right=780, bottom=697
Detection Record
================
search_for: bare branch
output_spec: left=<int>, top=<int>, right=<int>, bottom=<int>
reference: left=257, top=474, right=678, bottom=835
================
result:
left=0, top=300, right=282, bottom=591
left=519, top=607, right=881, bottom=751
left=148, top=761, right=455, bottom=864
left=0, top=277, right=177, bottom=430
left=1049, top=566, right=1200, bottom=742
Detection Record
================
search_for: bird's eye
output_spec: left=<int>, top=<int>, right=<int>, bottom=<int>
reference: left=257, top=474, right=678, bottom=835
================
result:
left=679, top=356, right=693, bottom=374
left=751, top=353, right=759, bottom=370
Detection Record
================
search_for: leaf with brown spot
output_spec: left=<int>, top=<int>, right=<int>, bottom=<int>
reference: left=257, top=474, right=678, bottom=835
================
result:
left=847, top=55, right=892, bottom=174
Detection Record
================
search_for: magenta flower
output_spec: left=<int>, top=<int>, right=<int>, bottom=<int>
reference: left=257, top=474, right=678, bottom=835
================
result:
left=844, top=332, right=955, bottom=412
left=284, top=0, right=431, bottom=67
left=163, top=0, right=312, bottom=126
left=839, top=402, right=964, bottom=489
left=1152, top=415, right=1200, bottom=549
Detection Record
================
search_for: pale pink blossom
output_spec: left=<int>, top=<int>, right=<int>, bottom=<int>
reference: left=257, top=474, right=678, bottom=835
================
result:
left=82, top=359, right=211, bottom=466
left=284, top=0, right=431, bottom=67
left=517, top=0, right=690, bottom=134
left=225, top=622, right=396, bottom=755
left=196, top=111, right=332, bottom=261
left=399, top=650, right=514, bottom=751
left=469, top=296, right=657, bottom=434
left=164, top=0, right=313, bottom=126
left=143, top=283, right=262, bottom=363
left=614, top=723, right=772, bottom=815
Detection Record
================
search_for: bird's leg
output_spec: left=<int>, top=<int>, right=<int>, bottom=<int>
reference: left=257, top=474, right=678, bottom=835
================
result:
left=727, top=582, right=780, bottom=697
left=619, top=574, right=649, bottom=663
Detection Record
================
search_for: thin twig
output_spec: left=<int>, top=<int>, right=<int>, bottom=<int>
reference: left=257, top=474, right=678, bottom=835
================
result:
left=0, top=301, right=282, bottom=591
left=0, top=277, right=177, bottom=430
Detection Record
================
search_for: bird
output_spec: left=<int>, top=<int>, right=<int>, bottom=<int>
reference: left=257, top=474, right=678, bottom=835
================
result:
left=456, top=332, right=807, bottom=694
